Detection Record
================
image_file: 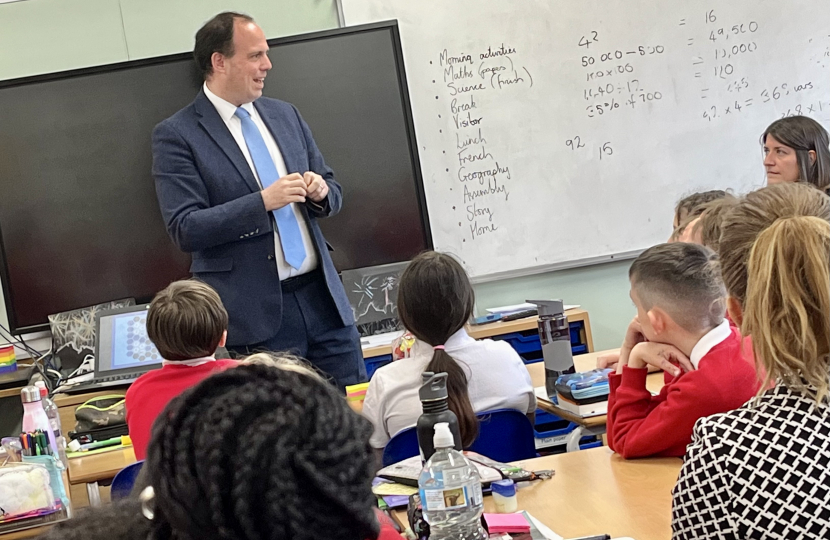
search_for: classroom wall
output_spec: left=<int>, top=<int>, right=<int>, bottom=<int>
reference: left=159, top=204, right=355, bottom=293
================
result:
left=474, top=261, right=633, bottom=352
left=0, top=0, right=631, bottom=353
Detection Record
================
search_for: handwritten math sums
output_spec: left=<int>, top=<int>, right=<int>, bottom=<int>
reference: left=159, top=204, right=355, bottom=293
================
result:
left=702, top=80, right=820, bottom=122
left=565, top=137, right=615, bottom=160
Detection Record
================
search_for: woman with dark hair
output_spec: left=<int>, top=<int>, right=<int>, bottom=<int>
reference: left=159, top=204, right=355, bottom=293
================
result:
left=762, top=116, right=830, bottom=190
left=36, top=355, right=405, bottom=540
left=362, top=251, right=535, bottom=449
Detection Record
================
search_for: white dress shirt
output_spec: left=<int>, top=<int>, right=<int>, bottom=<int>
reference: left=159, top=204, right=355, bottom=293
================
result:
left=362, top=328, right=537, bottom=448
left=203, top=83, right=318, bottom=280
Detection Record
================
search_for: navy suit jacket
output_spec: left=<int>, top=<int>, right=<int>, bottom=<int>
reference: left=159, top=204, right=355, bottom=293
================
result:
left=152, top=90, right=354, bottom=346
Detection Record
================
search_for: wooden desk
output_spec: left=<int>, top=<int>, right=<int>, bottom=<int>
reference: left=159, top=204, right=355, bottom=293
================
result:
left=528, top=349, right=665, bottom=451
left=395, top=447, right=682, bottom=540
left=362, top=308, right=593, bottom=359
left=66, top=447, right=136, bottom=507
left=0, top=525, right=57, bottom=540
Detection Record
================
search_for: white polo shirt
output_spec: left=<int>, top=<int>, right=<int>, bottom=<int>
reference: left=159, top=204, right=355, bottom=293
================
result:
left=362, top=328, right=537, bottom=448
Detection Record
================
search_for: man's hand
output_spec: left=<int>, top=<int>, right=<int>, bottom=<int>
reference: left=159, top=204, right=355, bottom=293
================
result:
left=303, top=171, right=329, bottom=202
left=261, top=173, right=307, bottom=211
left=627, top=342, right=694, bottom=377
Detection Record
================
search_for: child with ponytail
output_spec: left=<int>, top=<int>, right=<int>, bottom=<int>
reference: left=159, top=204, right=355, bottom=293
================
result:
left=672, top=183, right=830, bottom=539
left=362, top=251, right=535, bottom=449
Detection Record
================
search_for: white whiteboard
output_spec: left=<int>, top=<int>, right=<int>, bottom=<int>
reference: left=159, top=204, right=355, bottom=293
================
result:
left=342, top=0, right=830, bottom=280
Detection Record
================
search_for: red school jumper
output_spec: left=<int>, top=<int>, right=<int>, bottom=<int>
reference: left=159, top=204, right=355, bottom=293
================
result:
left=126, top=359, right=238, bottom=460
left=606, top=324, right=758, bottom=459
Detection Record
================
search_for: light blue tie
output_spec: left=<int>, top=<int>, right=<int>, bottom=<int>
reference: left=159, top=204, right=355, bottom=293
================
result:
left=234, top=107, right=306, bottom=269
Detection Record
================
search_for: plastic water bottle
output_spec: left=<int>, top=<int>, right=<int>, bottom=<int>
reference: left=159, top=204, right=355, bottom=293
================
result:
left=418, top=423, right=486, bottom=540
left=34, top=381, right=67, bottom=466
left=34, top=381, right=61, bottom=440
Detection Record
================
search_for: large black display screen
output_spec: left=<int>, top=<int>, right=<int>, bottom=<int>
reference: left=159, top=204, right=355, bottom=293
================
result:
left=0, top=22, right=429, bottom=333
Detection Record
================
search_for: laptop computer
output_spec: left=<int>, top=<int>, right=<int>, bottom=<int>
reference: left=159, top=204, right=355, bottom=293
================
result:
left=60, top=304, right=164, bottom=394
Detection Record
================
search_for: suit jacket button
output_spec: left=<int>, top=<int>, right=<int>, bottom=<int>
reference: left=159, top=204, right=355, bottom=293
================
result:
left=267, top=255, right=274, bottom=260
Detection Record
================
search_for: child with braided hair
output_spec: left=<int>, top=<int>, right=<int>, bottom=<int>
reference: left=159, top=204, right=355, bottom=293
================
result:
left=37, top=354, right=405, bottom=540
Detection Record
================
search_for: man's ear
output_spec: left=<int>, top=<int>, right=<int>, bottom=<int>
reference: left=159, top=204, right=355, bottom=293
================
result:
left=647, top=307, right=668, bottom=336
left=218, top=330, right=228, bottom=348
left=211, top=52, right=226, bottom=74
left=726, top=296, right=744, bottom=328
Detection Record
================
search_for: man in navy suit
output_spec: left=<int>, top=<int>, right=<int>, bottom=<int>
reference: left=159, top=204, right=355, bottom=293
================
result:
left=152, top=12, right=366, bottom=389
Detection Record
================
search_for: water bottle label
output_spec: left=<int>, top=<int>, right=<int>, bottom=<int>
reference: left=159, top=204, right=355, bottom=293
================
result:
left=420, top=485, right=472, bottom=511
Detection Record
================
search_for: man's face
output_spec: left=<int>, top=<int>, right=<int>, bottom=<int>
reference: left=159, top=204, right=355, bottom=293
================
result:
left=218, top=20, right=272, bottom=105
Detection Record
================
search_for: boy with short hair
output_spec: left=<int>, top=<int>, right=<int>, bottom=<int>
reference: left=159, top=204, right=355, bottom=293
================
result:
left=606, top=243, right=758, bottom=459
left=125, top=279, right=237, bottom=459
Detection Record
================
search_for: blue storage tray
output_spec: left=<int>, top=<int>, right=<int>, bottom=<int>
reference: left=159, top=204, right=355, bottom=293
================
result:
left=365, top=354, right=393, bottom=380
left=533, top=409, right=577, bottom=450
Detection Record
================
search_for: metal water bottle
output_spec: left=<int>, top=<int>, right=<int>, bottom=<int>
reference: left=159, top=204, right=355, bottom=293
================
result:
left=529, top=300, right=575, bottom=401
left=417, top=372, right=462, bottom=461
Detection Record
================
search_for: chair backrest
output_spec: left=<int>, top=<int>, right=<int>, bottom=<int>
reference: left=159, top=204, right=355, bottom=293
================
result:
left=468, top=409, right=537, bottom=462
left=382, top=427, right=419, bottom=467
left=110, top=460, right=144, bottom=501
left=381, top=409, right=537, bottom=467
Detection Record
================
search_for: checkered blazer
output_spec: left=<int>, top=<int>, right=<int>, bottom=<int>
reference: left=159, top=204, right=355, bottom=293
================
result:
left=672, top=383, right=830, bottom=539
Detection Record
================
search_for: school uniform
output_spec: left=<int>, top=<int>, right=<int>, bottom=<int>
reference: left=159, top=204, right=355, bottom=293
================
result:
left=362, top=328, right=536, bottom=448
left=125, top=357, right=238, bottom=459
left=606, top=320, right=759, bottom=459
left=672, top=383, right=830, bottom=539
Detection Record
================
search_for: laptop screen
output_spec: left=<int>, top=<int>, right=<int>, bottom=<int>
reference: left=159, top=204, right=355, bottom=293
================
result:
left=96, top=305, right=163, bottom=376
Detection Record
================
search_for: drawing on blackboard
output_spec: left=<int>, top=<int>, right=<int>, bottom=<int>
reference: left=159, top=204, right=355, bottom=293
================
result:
left=342, top=261, right=409, bottom=327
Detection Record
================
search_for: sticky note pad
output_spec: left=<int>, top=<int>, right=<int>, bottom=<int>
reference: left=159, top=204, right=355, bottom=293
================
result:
left=483, top=513, right=531, bottom=534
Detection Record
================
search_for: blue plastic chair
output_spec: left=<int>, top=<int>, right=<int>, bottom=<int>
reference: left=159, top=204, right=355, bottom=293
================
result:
left=468, top=409, right=537, bottom=462
left=381, top=409, right=537, bottom=466
left=110, top=460, right=144, bottom=501
left=382, top=427, right=419, bottom=467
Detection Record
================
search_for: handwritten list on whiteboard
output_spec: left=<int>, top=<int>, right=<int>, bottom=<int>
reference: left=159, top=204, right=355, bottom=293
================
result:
left=343, top=0, right=830, bottom=279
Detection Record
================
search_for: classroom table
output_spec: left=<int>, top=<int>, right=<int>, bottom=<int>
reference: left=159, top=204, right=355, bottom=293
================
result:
left=360, top=308, right=594, bottom=359
left=65, top=447, right=136, bottom=507
left=393, top=446, right=682, bottom=540
left=528, top=349, right=665, bottom=451
left=0, top=525, right=56, bottom=540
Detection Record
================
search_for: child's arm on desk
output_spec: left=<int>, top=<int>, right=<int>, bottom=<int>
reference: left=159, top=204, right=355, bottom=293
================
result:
left=596, top=350, right=661, bottom=373
left=607, top=342, right=698, bottom=459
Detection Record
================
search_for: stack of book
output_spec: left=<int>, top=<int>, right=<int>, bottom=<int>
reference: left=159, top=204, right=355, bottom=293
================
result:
left=554, top=368, right=612, bottom=417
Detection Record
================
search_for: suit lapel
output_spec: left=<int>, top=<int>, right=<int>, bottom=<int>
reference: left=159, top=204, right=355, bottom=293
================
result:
left=194, top=91, right=261, bottom=194
left=253, top=101, right=298, bottom=174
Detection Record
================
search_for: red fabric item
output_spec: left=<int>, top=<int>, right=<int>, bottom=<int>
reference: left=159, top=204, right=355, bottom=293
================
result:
left=375, top=523, right=407, bottom=540
left=126, top=359, right=238, bottom=459
left=606, top=328, right=759, bottom=459
left=373, top=508, right=407, bottom=540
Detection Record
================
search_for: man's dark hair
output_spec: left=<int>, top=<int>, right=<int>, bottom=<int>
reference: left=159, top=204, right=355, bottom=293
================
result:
left=193, top=11, right=255, bottom=80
